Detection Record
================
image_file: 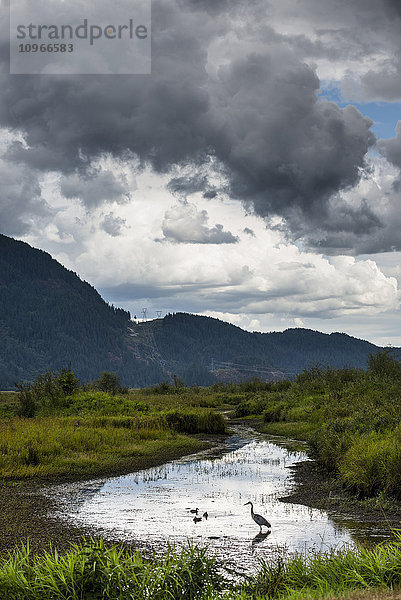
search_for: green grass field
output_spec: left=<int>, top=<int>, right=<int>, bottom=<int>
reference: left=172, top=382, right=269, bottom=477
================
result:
left=0, top=377, right=226, bottom=479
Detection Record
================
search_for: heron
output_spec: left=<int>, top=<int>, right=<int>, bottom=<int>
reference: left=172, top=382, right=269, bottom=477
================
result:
left=244, top=502, right=271, bottom=532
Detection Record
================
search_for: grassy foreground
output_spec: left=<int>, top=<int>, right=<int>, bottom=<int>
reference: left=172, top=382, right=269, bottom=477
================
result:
left=3, top=536, right=401, bottom=599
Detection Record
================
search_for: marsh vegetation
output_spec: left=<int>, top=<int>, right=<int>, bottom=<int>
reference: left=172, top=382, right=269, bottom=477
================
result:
left=3, top=355, right=401, bottom=599
left=0, top=370, right=225, bottom=479
left=232, top=350, right=401, bottom=502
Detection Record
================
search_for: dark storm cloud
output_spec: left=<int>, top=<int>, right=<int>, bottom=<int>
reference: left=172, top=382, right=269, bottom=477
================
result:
left=0, top=159, right=51, bottom=235
left=306, top=201, right=385, bottom=254
left=260, top=0, right=401, bottom=104
left=0, top=0, right=212, bottom=173
left=184, top=0, right=236, bottom=14
left=211, top=52, right=375, bottom=222
left=378, top=123, right=401, bottom=171
left=0, top=0, right=377, bottom=243
left=60, top=169, right=131, bottom=208
left=330, top=0, right=401, bottom=101
left=384, top=0, right=401, bottom=17
left=357, top=58, right=401, bottom=102
left=167, top=174, right=217, bottom=199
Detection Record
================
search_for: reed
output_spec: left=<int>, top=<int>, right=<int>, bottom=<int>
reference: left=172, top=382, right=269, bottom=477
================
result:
left=4, top=536, right=401, bottom=599
left=0, top=540, right=223, bottom=600
left=246, top=533, right=401, bottom=599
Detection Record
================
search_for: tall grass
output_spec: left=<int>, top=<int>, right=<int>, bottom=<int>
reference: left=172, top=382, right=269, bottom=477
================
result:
left=246, top=533, right=401, bottom=599
left=0, top=379, right=226, bottom=479
left=4, top=536, right=401, bottom=599
left=0, top=417, right=208, bottom=478
left=0, top=540, right=224, bottom=600
left=338, top=428, right=401, bottom=499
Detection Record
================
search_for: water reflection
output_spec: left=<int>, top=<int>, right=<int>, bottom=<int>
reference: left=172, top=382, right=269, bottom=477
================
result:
left=252, top=531, right=271, bottom=546
left=66, top=428, right=358, bottom=570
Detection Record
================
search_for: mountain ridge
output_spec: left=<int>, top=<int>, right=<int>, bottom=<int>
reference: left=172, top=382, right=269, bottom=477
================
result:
left=0, top=233, right=398, bottom=389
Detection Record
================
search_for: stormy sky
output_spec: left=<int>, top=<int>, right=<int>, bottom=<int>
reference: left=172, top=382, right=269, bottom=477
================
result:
left=2, top=0, right=401, bottom=344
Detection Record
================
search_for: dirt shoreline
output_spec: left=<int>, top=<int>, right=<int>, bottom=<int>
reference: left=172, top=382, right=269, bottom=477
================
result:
left=281, top=459, right=401, bottom=525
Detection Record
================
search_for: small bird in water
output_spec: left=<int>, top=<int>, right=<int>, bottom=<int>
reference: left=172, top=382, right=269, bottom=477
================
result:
left=203, top=511, right=208, bottom=520
left=244, top=502, right=271, bottom=532
left=193, top=516, right=202, bottom=523
left=190, top=508, right=199, bottom=514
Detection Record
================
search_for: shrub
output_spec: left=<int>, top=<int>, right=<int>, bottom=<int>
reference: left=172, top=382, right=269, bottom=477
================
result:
left=15, top=382, right=37, bottom=418
left=95, top=372, right=127, bottom=395
left=234, top=397, right=267, bottom=417
left=57, top=366, right=79, bottom=395
left=166, top=410, right=225, bottom=434
left=15, top=368, right=77, bottom=416
left=147, top=381, right=175, bottom=394
left=368, top=349, right=401, bottom=380
left=264, top=403, right=284, bottom=423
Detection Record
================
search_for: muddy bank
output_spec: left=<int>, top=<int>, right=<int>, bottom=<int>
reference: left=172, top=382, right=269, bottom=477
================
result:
left=280, top=460, right=401, bottom=526
left=0, top=481, right=92, bottom=556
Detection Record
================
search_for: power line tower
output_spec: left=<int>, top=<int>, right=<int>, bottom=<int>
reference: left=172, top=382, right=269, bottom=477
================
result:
left=141, top=308, right=148, bottom=322
left=156, top=310, right=162, bottom=318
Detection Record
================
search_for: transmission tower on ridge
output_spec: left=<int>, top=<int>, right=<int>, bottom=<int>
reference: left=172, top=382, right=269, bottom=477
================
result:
left=141, top=308, right=148, bottom=322
left=156, top=310, right=162, bottom=318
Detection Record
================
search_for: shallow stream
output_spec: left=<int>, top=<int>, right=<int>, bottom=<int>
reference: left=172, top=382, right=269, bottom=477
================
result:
left=55, top=426, right=394, bottom=572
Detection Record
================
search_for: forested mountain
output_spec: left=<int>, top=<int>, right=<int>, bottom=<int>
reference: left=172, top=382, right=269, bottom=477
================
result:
left=133, top=313, right=396, bottom=383
left=0, top=234, right=398, bottom=389
left=0, top=234, right=164, bottom=389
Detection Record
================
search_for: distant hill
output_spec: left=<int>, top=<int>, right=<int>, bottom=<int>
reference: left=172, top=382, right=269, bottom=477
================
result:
left=0, top=234, right=398, bottom=389
left=131, top=313, right=399, bottom=384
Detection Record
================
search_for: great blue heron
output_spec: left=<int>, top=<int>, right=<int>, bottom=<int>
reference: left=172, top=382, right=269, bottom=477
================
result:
left=244, top=502, right=271, bottom=532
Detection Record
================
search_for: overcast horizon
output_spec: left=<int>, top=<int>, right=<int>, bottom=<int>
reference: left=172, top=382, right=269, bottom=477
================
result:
left=2, top=0, right=401, bottom=346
